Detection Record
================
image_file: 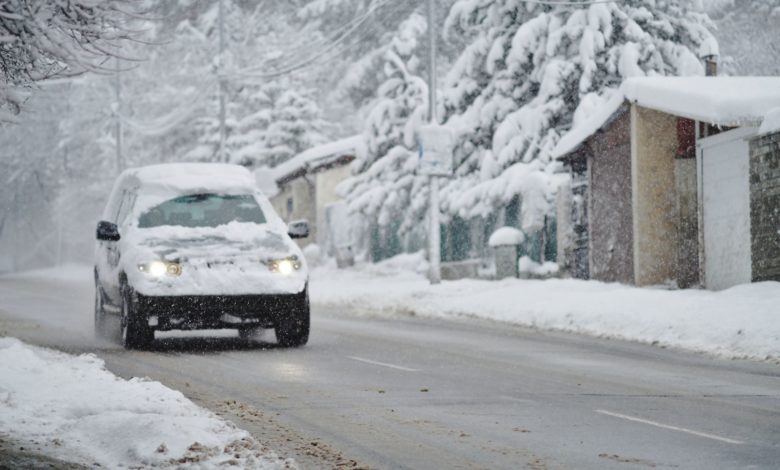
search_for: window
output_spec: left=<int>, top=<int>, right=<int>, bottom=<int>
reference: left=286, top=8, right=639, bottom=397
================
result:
left=137, top=194, right=266, bottom=228
left=286, top=197, right=294, bottom=216
left=116, top=190, right=136, bottom=226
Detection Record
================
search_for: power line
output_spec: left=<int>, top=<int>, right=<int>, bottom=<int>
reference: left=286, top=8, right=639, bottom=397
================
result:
left=231, top=0, right=399, bottom=79
left=239, top=0, right=393, bottom=75
left=518, top=0, right=621, bottom=4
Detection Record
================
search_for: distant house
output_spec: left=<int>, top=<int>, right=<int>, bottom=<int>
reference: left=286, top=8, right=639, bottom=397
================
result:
left=265, top=136, right=365, bottom=252
left=553, top=76, right=780, bottom=290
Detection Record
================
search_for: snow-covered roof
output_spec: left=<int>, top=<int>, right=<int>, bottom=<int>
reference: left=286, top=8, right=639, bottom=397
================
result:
left=623, top=76, right=780, bottom=127
left=253, top=166, right=280, bottom=199
left=553, top=76, right=780, bottom=159
left=273, top=135, right=365, bottom=183
left=552, top=92, right=626, bottom=159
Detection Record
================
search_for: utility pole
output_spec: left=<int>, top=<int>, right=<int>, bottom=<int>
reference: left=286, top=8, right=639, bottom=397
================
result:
left=218, top=0, right=227, bottom=162
left=114, top=56, right=123, bottom=174
left=426, top=0, right=441, bottom=284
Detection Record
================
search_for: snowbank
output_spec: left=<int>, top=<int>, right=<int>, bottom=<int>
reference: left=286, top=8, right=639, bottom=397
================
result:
left=310, top=260, right=780, bottom=361
left=0, top=337, right=293, bottom=469
left=759, top=108, right=780, bottom=135
left=518, top=256, right=559, bottom=277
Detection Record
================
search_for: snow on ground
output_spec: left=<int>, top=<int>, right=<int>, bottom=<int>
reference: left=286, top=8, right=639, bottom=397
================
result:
left=310, top=253, right=780, bottom=361
left=0, top=337, right=294, bottom=469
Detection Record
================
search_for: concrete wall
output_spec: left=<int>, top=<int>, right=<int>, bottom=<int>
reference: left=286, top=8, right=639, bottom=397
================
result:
left=271, top=176, right=316, bottom=249
left=674, top=157, right=700, bottom=287
left=749, top=131, right=780, bottom=281
left=631, top=105, right=679, bottom=286
left=588, top=110, right=634, bottom=284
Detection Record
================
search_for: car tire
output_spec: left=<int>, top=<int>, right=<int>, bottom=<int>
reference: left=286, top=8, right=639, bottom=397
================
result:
left=94, top=282, right=109, bottom=339
left=238, top=327, right=259, bottom=340
left=276, top=287, right=310, bottom=348
left=120, top=283, right=154, bottom=349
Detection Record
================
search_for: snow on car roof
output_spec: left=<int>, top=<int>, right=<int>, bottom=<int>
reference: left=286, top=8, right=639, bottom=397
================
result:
left=553, top=76, right=780, bottom=159
left=115, top=163, right=262, bottom=217
left=128, top=163, right=257, bottom=192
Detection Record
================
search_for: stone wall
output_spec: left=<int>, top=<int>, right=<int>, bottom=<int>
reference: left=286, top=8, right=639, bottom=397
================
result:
left=588, top=109, right=634, bottom=284
left=749, top=131, right=780, bottom=282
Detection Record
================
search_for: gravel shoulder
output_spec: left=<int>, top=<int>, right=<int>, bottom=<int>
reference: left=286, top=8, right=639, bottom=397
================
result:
left=0, top=435, right=91, bottom=470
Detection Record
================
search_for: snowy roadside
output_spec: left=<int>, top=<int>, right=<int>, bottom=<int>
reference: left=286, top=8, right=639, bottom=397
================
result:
left=0, top=337, right=295, bottom=469
left=309, top=254, right=780, bottom=362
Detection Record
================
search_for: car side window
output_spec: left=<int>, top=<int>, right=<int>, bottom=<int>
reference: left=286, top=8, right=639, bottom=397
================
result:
left=116, top=190, right=137, bottom=226
left=112, top=190, right=126, bottom=223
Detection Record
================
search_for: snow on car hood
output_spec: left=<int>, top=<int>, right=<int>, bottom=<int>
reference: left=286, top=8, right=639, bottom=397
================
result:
left=134, top=222, right=292, bottom=262
left=122, top=221, right=308, bottom=296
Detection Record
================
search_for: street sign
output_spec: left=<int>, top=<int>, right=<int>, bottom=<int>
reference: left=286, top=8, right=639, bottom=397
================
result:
left=418, top=124, right=454, bottom=176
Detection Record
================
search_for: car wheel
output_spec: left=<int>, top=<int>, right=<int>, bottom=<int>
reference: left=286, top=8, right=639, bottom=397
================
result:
left=94, top=284, right=109, bottom=338
left=120, top=284, right=153, bottom=349
left=276, top=287, right=310, bottom=348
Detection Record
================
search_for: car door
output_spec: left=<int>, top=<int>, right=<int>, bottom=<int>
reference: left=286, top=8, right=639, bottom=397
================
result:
left=96, top=188, right=121, bottom=306
left=103, top=189, right=132, bottom=305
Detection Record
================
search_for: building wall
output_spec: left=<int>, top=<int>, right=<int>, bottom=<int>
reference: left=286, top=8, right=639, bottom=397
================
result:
left=587, top=110, right=634, bottom=284
left=556, top=178, right=574, bottom=276
left=674, top=157, right=700, bottom=287
left=314, top=164, right=352, bottom=249
left=749, top=130, right=780, bottom=281
left=271, top=176, right=316, bottom=248
left=631, top=105, right=679, bottom=286
left=569, top=150, right=590, bottom=279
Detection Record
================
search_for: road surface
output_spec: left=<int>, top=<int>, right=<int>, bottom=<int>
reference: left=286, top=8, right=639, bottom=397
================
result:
left=1, top=268, right=779, bottom=469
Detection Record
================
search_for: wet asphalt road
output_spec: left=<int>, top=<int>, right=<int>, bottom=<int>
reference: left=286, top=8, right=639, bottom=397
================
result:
left=1, top=270, right=779, bottom=469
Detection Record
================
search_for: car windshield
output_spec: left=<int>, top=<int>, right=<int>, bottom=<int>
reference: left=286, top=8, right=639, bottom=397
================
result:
left=137, top=193, right=266, bottom=228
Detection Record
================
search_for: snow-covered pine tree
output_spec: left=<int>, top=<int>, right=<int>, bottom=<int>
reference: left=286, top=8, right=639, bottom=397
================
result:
left=177, top=0, right=330, bottom=168
left=705, top=0, right=780, bottom=76
left=438, top=0, right=715, bottom=234
left=251, top=87, right=329, bottom=168
left=339, top=13, right=430, bottom=256
left=345, top=0, right=715, bottom=256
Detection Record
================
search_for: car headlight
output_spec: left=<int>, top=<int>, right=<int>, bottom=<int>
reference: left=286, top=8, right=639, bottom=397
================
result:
left=268, top=256, right=301, bottom=275
left=138, top=260, right=182, bottom=277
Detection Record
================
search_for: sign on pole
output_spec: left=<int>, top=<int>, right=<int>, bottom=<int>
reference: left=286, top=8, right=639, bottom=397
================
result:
left=418, top=124, right=454, bottom=177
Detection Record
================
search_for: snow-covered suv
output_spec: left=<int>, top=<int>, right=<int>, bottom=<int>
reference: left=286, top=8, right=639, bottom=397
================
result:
left=94, top=163, right=310, bottom=349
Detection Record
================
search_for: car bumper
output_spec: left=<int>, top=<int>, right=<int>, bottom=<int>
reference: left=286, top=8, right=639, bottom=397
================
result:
left=136, top=290, right=306, bottom=331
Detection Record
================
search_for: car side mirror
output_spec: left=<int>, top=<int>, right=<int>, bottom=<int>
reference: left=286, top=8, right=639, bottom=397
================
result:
left=288, top=220, right=309, bottom=239
left=96, top=220, right=120, bottom=241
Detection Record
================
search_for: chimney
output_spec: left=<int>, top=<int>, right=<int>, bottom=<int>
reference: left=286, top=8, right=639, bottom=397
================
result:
left=699, top=37, right=719, bottom=76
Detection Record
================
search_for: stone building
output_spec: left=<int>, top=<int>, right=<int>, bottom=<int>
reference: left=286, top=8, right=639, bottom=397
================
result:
left=554, top=76, right=780, bottom=290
